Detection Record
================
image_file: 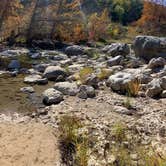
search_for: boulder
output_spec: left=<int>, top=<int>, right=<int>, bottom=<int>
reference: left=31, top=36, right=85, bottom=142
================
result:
left=147, top=57, right=165, bottom=69
left=107, top=72, right=135, bottom=93
left=65, top=45, right=84, bottom=56
left=146, top=78, right=163, bottom=97
left=24, top=74, right=48, bottom=84
left=133, top=36, right=166, bottom=61
left=107, top=55, right=124, bottom=67
left=78, top=85, right=96, bottom=99
left=102, top=43, right=130, bottom=57
left=43, top=88, right=63, bottom=105
left=20, top=86, right=35, bottom=93
left=8, top=60, right=20, bottom=70
left=54, top=82, right=78, bottom=96
left=31, top=40, right=55, bottom=50
left=43, top=66, right=66, bottom=81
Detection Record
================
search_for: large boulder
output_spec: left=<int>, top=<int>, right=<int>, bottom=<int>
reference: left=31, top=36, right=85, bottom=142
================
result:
left=102, top=43, right=130, bottom=57
left=43, top=88, right=63, bottom=105
left=54, top=82, right=78, bottom=96
left=65, top=45, right=84, bottom=56
left=107, top=72, right=135, bottom=93
left=133, top=36, right=166, bottom=61
left=43, top=66, right=67, bottom=81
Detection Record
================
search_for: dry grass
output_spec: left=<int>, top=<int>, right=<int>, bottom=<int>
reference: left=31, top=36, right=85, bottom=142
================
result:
left=59, top=116, right=89, bottom=166
left=97, top=68, right=112, bottom=81
left=76, top=67, right=94, bottom=84
left=127, top=78, right=141, bottom=97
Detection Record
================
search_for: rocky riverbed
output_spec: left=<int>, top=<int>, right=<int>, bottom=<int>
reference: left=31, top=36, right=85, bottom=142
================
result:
left=0, top=36, right=166, bottom=166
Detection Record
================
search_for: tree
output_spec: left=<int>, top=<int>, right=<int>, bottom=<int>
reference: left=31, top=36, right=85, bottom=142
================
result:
left=0, top=0, right=22, bottom=40
left=137, top=0, right=166, bottom=34
left=88, top=9, right=110, bottom=41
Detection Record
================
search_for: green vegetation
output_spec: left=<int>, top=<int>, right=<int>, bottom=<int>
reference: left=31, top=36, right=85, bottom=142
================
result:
left=59, top=116, right=89, bottom=166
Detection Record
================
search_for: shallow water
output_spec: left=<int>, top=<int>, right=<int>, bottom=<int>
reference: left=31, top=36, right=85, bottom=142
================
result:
left=0, top=74, right=54, bottom=115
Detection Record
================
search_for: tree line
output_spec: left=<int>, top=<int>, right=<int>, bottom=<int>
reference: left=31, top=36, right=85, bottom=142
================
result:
left=0, top=0, right=165, bottom=44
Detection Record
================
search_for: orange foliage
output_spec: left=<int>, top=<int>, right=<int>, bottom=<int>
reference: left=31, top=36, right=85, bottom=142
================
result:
left=88, top=9, right=110, bottom=41
left=137, top=0, right=166, bottom=33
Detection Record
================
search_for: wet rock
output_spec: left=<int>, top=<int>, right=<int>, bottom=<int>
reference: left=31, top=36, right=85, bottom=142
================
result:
left=102, top=43, right=130, bottom=57
left=133, top=36, right=166, bottom=61
left=43, top=88, right=63, bottom=105
left=78, top=85, right=96, bottom=99
left=24, top=74, right=48, bottom=84
left=147, top=57, right=165, bottom=70
left=43, top=66, right=66, bottom=81
left=65, top=45, right=84, bottom=56
left=54, top=82, right=78, bottom=96
left=107, top=55, right=124, bottom=67
left=20, top=86, right=35, bottom=93
left=8, top=60, right=20, bottom=70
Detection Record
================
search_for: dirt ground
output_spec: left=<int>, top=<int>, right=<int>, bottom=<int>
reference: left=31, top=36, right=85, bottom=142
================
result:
left=0, top=123, right=60, bottom=166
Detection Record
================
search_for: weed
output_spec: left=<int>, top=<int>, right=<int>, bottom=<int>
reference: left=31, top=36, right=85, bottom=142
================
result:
left=59, top=115, right=89, bottom=166
left=127, top=78, right=141, bottom=97
left=123, top=97, right=132, bottom=109
left=112, top=123, right=127, bottom=143
left=97, top=68, right=112, bottom=80
left=78, top=67, right=94, bottom=84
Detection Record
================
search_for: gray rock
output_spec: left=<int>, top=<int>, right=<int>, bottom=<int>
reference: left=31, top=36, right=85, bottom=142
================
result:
left=8, top=60, right=20, bottom=70
left=107, top=55, right=124, bottom=67
left=107, top=72, right=135, bottom=93
left=114, top=106, right=133, bottom=115
left=43, top=88, right=63, bottom=105
left=102, top=43, right=130, bottom=57
left=147, top=57, right=165, bottom=69
left=161, top=76, right=166, bottom=90
left=161, top=90, right=166, bottom=98
left=65, top=45, right=84, bottom=56
left=78, top=85, right=96, bottom=99
left=133, top=36, right=166, bottom=61
left=20, top=87, right=35, bottom=93
left=24, top=74, right=48, bottom=84
left=146, top=78, right=163, bottom=97
left=43, top=66, right=66, bottom=80
left=54, top=82, right=78, bottom=96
